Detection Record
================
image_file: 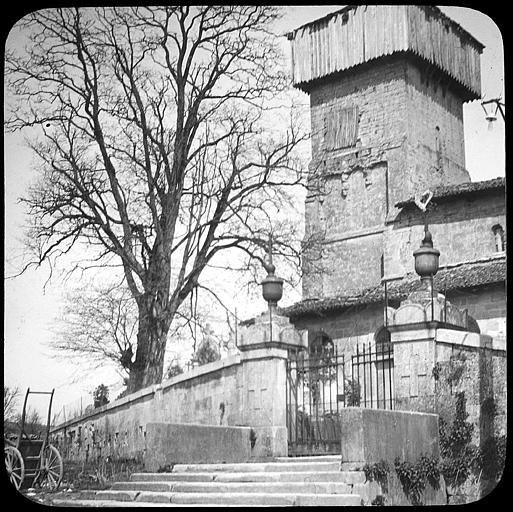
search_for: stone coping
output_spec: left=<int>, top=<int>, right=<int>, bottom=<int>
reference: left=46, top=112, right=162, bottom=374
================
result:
left=146, top=421, right=251, bottom=431
left=436, top=328, right=505, bottom=352
left=390, top=325, right=506, bottom=353
left=342, top=406, right=439, bottom=420
left=239, top=346, right=290, bottom=361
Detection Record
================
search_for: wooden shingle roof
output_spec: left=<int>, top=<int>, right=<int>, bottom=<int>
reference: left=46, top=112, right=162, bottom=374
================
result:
left=395, top=177, right=505, bottom=210
left=288, top=5, right=483, bottom=99
left=283, top=257, right=506, bottom=320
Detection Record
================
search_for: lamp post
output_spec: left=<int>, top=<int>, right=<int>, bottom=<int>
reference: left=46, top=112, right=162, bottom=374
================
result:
left=261, top=234, right=284, bottom=343
left=481, top=98, right=505, bottom=129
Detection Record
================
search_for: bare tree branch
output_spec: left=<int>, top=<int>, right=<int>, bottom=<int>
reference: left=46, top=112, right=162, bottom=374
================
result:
left=6, top=6, right=309, bottom=392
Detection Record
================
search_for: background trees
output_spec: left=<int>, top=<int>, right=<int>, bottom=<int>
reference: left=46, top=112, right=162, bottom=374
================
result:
left=4, top=385, right=20, bottom=421
left=92, top=384, right=110, bottom=408
left=4, top=386, right=44, bottom=438
left=51, top=283, right=138, bottom=378
left=6, top=6, right=308, bottom=392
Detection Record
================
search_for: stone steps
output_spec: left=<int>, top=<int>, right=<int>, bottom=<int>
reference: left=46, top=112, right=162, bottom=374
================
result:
left=51, top=457, right=371, bottom=507
left=130, top=470, right=365, bottom=483
left=111, top=480, right=355, bottom=494
left=95, top=491, right=362, bottom=506
left=170, top=461, right=342, bottom=473
left=51, top=499, right=251, bottom=507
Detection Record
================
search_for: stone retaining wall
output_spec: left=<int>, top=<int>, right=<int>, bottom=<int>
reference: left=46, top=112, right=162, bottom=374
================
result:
left=50, top=355, right=244, bottom=465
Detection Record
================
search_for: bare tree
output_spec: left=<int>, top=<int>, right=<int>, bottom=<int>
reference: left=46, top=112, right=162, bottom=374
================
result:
left=4, top=385, right=20, bottom=421
left=51, top=282, right=138, bottom=378
left=50, top=280, right=227, bottom=381
left=6, top=6, right=308, bottom=392
left=15, top=408, right=43, bottom=437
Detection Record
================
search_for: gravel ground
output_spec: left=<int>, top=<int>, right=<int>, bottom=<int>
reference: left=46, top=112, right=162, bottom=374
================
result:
left=21, top=488, right=99, bottom=506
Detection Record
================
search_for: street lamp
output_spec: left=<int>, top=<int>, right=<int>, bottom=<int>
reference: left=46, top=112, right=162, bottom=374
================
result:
left=481, top=98, right=505, bottom=129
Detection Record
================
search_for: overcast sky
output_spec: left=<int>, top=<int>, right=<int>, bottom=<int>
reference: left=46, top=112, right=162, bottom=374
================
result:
left=4, top=6, right=504, bottom=419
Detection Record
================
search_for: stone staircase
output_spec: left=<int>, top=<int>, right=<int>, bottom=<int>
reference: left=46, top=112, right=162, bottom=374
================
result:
left=52, top=456, right=378, bottom=507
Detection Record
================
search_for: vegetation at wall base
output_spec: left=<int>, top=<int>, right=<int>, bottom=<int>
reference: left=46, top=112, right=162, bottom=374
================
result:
left=363, top=460, right=390, bottom=494
left=439, top=391, right=506, bottom=502
left=394, top=455, right=440, bottom=506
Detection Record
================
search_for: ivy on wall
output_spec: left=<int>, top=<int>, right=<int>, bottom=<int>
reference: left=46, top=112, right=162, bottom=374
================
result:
left=362, top=391, right=506, bottom=506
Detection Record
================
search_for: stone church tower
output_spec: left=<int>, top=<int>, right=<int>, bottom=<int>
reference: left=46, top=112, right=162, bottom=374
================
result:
left=287, top=5, right=484, bottom=299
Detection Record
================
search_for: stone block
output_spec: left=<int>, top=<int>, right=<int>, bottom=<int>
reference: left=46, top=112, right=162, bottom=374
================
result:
left=238, top=312, right=306, bottom=351
left=339, top=407, right=440, bottom=465
left=249, top=426, right=288, bottom=459
left=144, top=423, right=252, bottom=472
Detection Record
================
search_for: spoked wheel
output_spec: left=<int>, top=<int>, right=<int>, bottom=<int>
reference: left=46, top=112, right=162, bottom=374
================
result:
left=4, top=446, right=25, bottom=490
left=35, top=445, right=63, bottom=491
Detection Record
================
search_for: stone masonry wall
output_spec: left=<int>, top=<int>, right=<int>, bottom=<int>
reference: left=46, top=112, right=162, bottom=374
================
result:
left=290, top=284, right=505, bottom=360
left=51, top=356, right=243, bottom=464
left=303, top=55, right=470, bottom=298
left=403, top=60, right=467, bottom=188
left=447, top=284, right=506, bottom=339
left=433, top=344, right=507, bottom=444
left=384, top=191, right=506, bottom=280
left=292, top=304, right=385, bottom=361
left=51, top=312, right=303, bottom=465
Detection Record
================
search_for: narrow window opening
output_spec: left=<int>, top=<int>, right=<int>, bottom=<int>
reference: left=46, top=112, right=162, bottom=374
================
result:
left=435, top=126, right=443, bottom=171
left=492, top=224, right=505, bottom=252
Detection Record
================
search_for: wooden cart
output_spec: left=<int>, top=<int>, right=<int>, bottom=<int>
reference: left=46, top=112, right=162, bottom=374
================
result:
left=4, top=388, right=63, bottom=491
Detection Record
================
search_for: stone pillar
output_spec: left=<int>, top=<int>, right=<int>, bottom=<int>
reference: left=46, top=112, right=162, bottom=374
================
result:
left=237, top=309, right=307, bottom=458
left=388, top=322, right=438, bottom=412
left=387, top=291, right=501, bottom=420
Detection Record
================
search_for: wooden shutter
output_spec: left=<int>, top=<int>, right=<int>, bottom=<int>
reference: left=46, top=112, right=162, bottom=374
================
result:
left=324, top=105, right=359, bottom=150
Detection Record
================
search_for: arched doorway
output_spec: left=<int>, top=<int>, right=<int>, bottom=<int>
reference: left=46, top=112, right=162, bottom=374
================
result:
left=309, top=332, right=334, bottom=357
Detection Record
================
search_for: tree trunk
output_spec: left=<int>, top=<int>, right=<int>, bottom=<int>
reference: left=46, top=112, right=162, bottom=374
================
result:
left=126, top=298, right=170, bottom=393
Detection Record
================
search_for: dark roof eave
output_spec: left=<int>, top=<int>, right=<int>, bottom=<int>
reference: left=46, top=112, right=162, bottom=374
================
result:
left=394, top=177, right=505, bottom=210
left=292, top=51, right=481, bottom=102
left=284, top=259, right=506, bottom=320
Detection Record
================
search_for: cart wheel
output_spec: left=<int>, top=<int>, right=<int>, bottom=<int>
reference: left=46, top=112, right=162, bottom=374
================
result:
left=36, top=445, right=63, bottom=491
left=4, top=446, right=25, bottom=490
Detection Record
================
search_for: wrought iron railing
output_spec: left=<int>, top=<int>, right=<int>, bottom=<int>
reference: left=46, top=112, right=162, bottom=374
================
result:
left=351, top=342, right=394, bottom=410
left=285, top=342, right=395, bottom=455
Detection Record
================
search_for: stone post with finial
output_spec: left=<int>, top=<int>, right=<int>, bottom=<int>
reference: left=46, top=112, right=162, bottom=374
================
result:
left=261, top=234, right=283, bottom=344
left=385, top=192, right=498, bottom=419
left=234, top=233, right=306, bottom=458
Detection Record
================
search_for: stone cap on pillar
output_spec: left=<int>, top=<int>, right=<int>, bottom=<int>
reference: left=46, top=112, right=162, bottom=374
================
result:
left=237, top=310, right=307, bottom=352
left=386, top=290, right=479, bottom=333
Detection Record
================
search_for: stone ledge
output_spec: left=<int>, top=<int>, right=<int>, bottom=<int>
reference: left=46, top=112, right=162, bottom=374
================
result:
left=160, top=355, right=241, bottom=391
left=340, top=407, right=440, bottom=465
left=144, top=423, right=252, bottom=472
left=321, top=225, right=384, bottom=244
left=436, top=328, right=504, bottom=352
left=239, top=346, right=290, bottom=361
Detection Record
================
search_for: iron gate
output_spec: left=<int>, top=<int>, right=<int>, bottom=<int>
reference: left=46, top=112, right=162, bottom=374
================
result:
left=286, top=344, right=394, bottom=456
left=351, top=342, right=394, bottom=410
left=286, top=346, right=346, bottom=456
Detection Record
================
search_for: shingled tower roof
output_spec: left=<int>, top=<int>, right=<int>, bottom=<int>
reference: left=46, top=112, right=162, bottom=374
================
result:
left=287, top=5, right=483, bottom=101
